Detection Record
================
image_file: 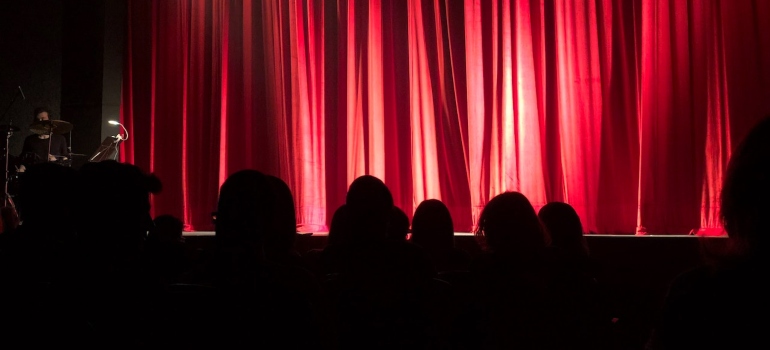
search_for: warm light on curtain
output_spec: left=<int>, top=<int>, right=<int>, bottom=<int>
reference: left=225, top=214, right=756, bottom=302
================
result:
left=122, top=0, right=770, bottom=233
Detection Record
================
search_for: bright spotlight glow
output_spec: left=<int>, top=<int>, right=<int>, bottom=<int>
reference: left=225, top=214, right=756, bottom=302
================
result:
left=108, top=120, right=120, bottom=125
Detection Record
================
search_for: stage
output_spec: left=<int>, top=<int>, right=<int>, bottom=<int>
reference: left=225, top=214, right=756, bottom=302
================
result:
left=182, top=231, right=723, bottom=261
left=178, top=232, right=726, bottom=346
left=181, top=232, right=721, bottom=278
left=181, top=232, right=724, bottom=291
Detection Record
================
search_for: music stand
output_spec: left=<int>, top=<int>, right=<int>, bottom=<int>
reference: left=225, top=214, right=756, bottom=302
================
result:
left=89, top=136, right=123, bottom=162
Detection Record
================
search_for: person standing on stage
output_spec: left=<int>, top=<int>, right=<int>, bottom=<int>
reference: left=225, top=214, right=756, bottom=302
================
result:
left=19, top=107, right=68, bottom=168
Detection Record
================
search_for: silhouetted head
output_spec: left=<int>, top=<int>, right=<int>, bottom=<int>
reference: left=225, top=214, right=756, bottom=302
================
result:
left=265, top=175, right=297, bottom=256
left=721, top=116, right=770, bottom=256
left=17, top=162, right=77, bottom=228
left=345, top=175, right=393, bottom=243
left=328, top=204, right=351, bottom=246
left=475, top=192, right=548, bottom=254
left=75, top=160, right=161, bottom=250
left=149, top=214, right=184, bottom=244
left=539, top=202, right=588, bottom=257
left=387, top=206, right=409, bottom=241
left=215, top=170, right=275, bottom=248
left=411, top=199, right=454, bottom=252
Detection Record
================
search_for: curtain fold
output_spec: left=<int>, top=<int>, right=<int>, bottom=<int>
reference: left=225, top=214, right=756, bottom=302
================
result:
left=122, top=0, right=770, bottom=233
left=552, top=0, right=604, bottom=232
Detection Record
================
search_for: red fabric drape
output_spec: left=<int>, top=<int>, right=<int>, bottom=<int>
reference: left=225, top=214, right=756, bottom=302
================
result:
left=122, top=0, right=770, bottom=233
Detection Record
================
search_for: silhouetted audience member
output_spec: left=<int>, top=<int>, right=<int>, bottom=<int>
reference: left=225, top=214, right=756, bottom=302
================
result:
left=344, top=175, right=393, bottom=245
left=649, top=116, right=770, bottom=349
left=66, top=160, right=161, bottom=347
left=387, top=206, right=410, bottom=241
left=146, top=214, right=188, bottom=285
left=411, top=199, right=472, bottom=348
left=411, top=199, right=469, bottom=272
left=539, top=201, right=613, bottom=349
left=539, top=202, right=589, bottom=258
left=306, top=204, right=349, bottom=277
left=204, top=169, right=320, bottom=348
left=307, top=204, right=350, bottom=276
left=0, top=163, right=79, bottom=347
left=151, top=215, right=185, bottom=243
left=1, top=163, right=78, bottom=285
left=321, top=175, right=432, bottom=277
left=328, top=204, right=350, bottom=246
left=264, top=175, right=303, bottom=267
left=327, top=204, right=350, bottom=245
left=321, top=176, right=393, bottom=274
left=475, top=192, right=549, bottom=255
left=321, top=175, right=439, bottom=348
left=471, top=191, right=562, bottom=349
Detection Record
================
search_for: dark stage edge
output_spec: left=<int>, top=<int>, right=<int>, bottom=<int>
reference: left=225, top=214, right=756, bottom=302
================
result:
left=183, top=231, right=719, bottom=237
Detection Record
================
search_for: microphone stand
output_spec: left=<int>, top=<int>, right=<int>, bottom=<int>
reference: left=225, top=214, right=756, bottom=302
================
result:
left=3, top=128, right=15, bottom=209
left=1, top=89, right=22, bottom=210
left=47, top=128, right=53, bottom=163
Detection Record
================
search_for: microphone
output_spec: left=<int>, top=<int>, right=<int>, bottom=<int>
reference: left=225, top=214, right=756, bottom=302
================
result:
left=18, top=86, right=25, bottom=100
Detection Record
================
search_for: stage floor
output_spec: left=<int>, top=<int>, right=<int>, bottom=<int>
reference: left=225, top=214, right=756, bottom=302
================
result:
left=182, top=231, right=704, bottom=238
left=176, top=230, right=725, bottom=350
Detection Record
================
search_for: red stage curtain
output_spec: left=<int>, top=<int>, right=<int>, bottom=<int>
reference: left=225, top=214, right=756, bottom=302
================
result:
left=122, top=0, right=770, bottom=233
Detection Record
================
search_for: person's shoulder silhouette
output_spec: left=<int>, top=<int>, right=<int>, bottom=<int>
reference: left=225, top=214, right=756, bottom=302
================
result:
left=650, top=116, right=770, bottom=349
